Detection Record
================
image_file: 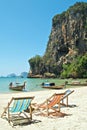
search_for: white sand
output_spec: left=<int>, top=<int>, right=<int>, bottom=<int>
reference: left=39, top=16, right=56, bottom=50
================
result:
left=0, top=87, right=87, bottom=130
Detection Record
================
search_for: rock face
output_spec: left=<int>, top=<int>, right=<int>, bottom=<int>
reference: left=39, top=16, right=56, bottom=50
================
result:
left=28, top=2, right=87, bottom=78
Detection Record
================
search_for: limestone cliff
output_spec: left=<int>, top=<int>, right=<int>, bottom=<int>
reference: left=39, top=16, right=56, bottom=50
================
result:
left=28, top=2, right=87, bottom=78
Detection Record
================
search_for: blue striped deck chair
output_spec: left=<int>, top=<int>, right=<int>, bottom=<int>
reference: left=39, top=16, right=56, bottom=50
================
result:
left=1, top=96, right=34, bottom=124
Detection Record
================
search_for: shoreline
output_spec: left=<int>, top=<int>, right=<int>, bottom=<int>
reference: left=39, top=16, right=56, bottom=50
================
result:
left=0, top=86, right=87, bottom=130
left=0, top=77, right=87, bottom=93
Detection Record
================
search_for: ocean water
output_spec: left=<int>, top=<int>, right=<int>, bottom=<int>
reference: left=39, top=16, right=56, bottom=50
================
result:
left=0, top=77, right=67, bottom=93
left=0, top=77, right=86, bottom=93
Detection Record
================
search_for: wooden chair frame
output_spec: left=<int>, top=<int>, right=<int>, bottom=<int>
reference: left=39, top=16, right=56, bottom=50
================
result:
left=1, top=96, right=34, bottom=124
left=34, top=90, right=74, bottom=116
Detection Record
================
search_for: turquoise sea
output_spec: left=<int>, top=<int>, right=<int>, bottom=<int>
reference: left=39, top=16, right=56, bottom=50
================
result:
left=0, top=77, right=86, bottom=93
left=0, top=77, right=68, bottom=93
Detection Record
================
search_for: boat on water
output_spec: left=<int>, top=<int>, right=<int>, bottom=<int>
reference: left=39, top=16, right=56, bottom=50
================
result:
left=65, top=81, right=87, bottom=86
left=41, top=82, right=64, bottom=89
left=9, top=81, right=26, bottom=91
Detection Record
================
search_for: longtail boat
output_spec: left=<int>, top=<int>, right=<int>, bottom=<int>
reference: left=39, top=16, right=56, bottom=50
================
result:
left=9, top=81, right=26, bottom=91
left=42, top=82, right=64, bottom=89
left=65, top=81, right=87, bottom=86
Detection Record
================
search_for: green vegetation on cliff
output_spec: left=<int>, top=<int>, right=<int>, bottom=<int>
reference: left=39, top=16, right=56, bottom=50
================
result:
left=61, top=53, right=87, bottom=78
left=28, top=2, right=87, bottom=78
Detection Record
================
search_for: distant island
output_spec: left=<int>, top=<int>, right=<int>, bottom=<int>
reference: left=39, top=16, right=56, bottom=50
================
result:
left=28, top=2, right=87, bottom=79
left=0, top=72, right=28, bottom=78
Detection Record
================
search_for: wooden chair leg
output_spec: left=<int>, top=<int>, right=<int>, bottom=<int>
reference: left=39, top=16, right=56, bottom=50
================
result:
left=46, top=100, right=49, bottom=116
left=8, top=103, right=10, bottom=123
left=66, top=97, right=68, bottom=106
left=29, top=104, right=32, bottom=120
left=58, top=102, right=60, bottom=112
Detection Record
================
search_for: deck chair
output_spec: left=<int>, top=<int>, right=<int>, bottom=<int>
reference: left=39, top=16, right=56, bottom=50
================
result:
left=33, top=89, right=74, bottom=116
left=33, top=93, right=65, bottom=116
left=1, top=96, right=34, bottom=125
left=61, top=89, right=74, bottom=107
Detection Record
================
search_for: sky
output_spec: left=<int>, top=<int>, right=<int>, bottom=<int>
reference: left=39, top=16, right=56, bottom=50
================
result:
left=0, top=0, right=87, bottom=76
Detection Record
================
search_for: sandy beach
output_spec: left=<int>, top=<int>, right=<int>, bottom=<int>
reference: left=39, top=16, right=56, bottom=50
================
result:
left=0, top=87, right=87, bottom=130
